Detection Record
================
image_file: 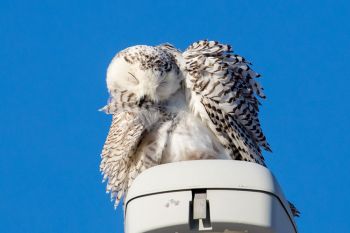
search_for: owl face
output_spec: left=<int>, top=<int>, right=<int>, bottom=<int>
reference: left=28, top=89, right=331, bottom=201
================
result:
left=106, top=45, right=182, bottom=103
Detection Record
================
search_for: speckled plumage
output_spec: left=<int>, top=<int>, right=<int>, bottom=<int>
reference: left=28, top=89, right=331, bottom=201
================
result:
left=182, top=40, right=271, bottom=165
left=100, top=41, right=298, bottom=216
left=101, top=45, right=182, bottom=207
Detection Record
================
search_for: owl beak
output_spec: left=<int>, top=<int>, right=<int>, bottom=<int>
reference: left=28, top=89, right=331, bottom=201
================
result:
left=138, top=95, right=146, bottom=107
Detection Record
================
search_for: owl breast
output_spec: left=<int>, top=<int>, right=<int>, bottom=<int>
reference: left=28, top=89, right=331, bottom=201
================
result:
left=161, top=111, right=231, bottom=163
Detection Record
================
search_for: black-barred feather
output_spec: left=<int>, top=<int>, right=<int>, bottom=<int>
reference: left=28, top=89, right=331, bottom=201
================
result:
left=100, top=111, right=146, bottom=207
left=183, top=40, right=271, bottom=165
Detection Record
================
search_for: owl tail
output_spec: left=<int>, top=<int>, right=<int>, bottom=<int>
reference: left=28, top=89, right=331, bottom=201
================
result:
left=288, top=201, right=300, bottom=217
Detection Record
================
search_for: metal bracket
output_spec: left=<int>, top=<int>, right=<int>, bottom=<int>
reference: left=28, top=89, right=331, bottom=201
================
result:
left=193, top=192, right=207, bottom=220
left=190, top=189, right=212, bottom=231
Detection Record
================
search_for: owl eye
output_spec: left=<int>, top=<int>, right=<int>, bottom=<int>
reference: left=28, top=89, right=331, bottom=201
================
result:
left=127, top=72, right=139, bottom=84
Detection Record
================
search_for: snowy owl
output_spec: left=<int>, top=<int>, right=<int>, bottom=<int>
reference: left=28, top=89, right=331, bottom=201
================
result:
left=100, top=40, right=298, bottom=216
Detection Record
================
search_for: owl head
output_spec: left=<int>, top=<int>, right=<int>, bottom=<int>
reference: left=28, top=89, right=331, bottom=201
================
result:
left=106, top=45, right=182, bottom=103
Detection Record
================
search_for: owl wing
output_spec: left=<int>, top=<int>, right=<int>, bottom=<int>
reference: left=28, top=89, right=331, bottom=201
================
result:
left=183, top=40, right=271, bottom=165
left=124, top=118, right=175, bottom=193
left=100, top=110, right=146, bottom=208
left=100, top=89, right=174, bottom=207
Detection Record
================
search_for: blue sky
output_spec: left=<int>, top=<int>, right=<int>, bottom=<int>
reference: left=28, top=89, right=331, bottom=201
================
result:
left=1, top=0, right=349, bottom=232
